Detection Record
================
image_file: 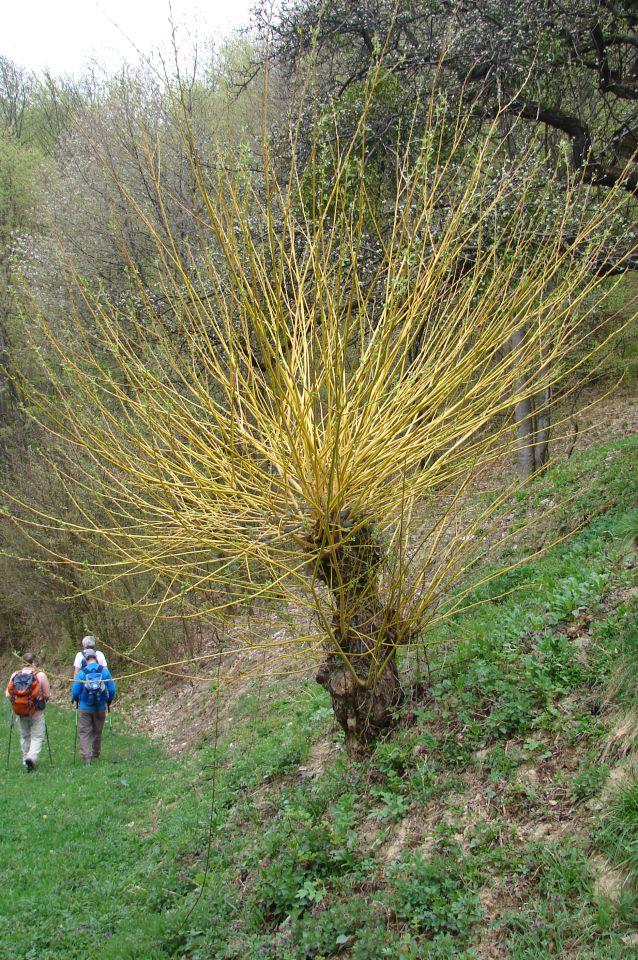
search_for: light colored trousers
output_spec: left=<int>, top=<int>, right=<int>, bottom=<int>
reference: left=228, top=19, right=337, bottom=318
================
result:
left=16, top=711, right=46, bottom=764
left=78, top=710, right=106, bottom=762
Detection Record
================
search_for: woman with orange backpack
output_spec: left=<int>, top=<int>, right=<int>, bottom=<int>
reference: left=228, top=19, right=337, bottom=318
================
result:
left=5, top=653, right=51, bottom=771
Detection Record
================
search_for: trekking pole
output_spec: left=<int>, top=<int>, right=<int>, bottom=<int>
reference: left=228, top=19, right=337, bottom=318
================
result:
left=44, top=717, right=53, bottom=766
left=5, top=712, right=14, bottom=772
left=73, top=702, right=78, bottom=766
left=107, top=703, right=113, bottom=762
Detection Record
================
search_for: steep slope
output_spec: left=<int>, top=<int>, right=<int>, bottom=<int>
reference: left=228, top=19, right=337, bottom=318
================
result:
left=3, top=435, right=638, bottom=959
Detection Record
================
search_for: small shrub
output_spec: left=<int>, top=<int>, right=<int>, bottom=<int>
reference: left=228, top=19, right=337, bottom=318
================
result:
left=386, top=849, right=482, bottom=941
left=290, top=898, right=383, bottom=959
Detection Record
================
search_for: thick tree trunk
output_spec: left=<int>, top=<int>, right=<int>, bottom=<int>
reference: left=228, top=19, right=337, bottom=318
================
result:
left=316, top=609, right=403, bottom=758
left=310, top=514, right=404, bottom=757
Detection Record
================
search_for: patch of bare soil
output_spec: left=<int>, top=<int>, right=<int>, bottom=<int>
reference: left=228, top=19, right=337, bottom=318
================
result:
left=122, top=612, right=319, bottom=755
left=570, top=395, right=638, bottom=452
left=379, top=810, right=439, bottom=862
left=474, top=881, right=521, bottom=960
left=590, top=854, right=630, bottom=904
left=302, top=738, right=341, bottom=776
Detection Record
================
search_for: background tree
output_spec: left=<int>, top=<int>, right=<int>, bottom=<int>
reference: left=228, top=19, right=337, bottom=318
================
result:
left=0, top=43, right=270, bottom=653
left=260, top=0, right=638, bottom=192
left=255, top=0, right=638, bottom=479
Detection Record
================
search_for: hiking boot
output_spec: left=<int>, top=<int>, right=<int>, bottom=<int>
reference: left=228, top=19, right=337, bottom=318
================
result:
left=24, top=758, right=35, bottom=771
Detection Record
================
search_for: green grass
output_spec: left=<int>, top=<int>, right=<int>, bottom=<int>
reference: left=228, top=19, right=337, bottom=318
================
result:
left=597, top=774, right=638, bottom=878
left=0, top=709, right=209, bottom=959
left=3, top=436, right=638, bottom=958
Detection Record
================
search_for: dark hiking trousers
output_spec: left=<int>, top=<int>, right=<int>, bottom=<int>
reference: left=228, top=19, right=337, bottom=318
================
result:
left=78, top=710, right=106, bottom=762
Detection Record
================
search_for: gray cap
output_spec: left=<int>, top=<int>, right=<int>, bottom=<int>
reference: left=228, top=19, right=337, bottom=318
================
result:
left=82, top=636, right=96, bottom=650
left=84, top=649, right=98, bottom=660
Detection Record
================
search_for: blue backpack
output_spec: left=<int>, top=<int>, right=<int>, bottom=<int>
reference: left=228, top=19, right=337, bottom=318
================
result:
left=83, top=664, right=106, bottom=709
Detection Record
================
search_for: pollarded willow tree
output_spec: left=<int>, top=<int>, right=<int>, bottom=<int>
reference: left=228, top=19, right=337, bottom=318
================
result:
left=10, top=70, right=637, bottom=755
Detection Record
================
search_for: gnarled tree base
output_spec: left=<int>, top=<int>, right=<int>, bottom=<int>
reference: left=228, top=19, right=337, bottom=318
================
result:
left=316, top=652, right=403, bottom=758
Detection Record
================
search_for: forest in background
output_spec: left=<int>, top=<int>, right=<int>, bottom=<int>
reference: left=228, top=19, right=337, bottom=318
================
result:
left=0, top=31, right=267, bottom=654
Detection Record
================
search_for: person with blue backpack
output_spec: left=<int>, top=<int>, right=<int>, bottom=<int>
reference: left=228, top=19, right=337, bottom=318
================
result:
left=71, top=648, right=116, bottom=765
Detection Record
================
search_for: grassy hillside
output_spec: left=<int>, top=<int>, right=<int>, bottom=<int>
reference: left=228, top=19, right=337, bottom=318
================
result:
left=2, top=436, right=638, bottom=959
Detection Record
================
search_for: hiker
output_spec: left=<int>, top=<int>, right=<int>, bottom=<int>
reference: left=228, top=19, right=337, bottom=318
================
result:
left=73, top=635, right=108, bottom=678
left=5, top=653, right=51, bottom=771
left=71, top=648, right=115, bottom=765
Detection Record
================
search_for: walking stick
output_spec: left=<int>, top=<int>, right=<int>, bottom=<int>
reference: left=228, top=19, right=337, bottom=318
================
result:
left=6, top=712, right=14, bottom=772
left=73, top=702, right=78, bottom=766
left=107, top=703, right=113, bottom=761
left=44, top=716, right=53, bottom=766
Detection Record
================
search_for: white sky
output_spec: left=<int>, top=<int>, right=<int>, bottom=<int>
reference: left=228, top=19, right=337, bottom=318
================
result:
left=2, top=0, right=256, bottom=77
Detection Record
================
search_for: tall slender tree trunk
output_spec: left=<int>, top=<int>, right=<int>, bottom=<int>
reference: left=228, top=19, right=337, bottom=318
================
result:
left=512, top=328, right=535, bottom=481
left=511, top=329, right=552, bottom=482
left=514, top=393, right=536, bottom=482
left=533, top=383, right=552, bottom=473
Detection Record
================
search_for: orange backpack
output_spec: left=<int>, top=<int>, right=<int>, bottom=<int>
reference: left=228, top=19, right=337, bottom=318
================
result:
left=8, top=670, right=41, bottom=716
